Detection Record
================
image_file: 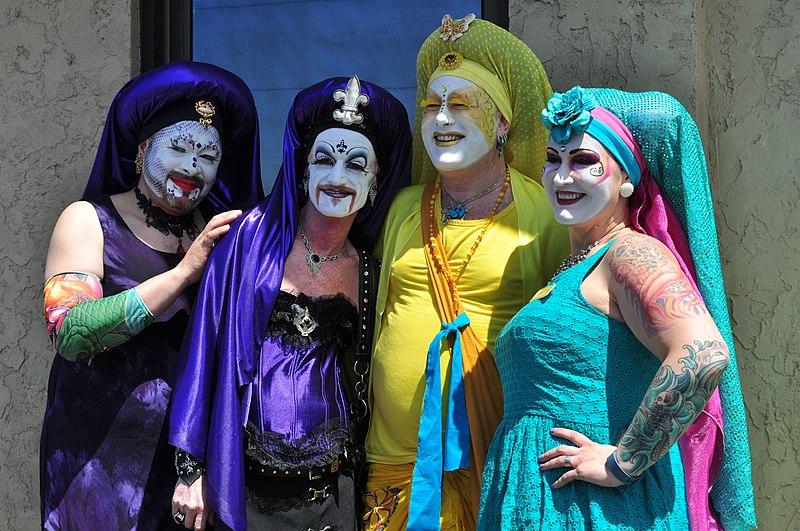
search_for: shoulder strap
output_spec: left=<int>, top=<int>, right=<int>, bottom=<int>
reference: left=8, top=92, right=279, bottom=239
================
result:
left=346, top=249, right=380, bottom=438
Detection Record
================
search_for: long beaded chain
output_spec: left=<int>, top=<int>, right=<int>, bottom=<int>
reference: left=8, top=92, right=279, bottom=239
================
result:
left=428, top=167, right=512, bottom=289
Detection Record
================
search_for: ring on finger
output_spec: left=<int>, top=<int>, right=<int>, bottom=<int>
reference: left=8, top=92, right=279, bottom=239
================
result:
left=563, top=455, right=572, bottom=467
left=173, top=511, right=186, bottom=524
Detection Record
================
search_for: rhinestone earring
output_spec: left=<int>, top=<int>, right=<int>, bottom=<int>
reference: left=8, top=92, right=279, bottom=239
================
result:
left=619, top=182, right=634, bottom=198
left=368, top=179, right=377, bottom=206
left=303, top=176, right=309, bottom=195
left=135, top=150, right=144, bottom=175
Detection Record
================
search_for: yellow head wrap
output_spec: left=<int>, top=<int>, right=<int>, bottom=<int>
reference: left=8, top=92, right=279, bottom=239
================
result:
left=429, top=55, right=514, bottom=123
left=413, top=16, right=553, bottom=184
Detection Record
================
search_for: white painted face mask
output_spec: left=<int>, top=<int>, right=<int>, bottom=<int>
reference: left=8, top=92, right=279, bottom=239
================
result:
left=420, top=75, right=499, bottom=172
left=542, top=133, right=620, bottom=226
left=307, top=128, right=377, bottom=218
left=142, top=120, right=221, bottom=212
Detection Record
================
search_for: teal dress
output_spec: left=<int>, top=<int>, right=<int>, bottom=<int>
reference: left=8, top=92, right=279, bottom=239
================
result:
left=478, top=242, right=689, bottom=530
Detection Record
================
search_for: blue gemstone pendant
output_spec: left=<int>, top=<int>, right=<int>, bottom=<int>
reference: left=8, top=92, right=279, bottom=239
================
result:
left=448, top=204, right=467, bottom=220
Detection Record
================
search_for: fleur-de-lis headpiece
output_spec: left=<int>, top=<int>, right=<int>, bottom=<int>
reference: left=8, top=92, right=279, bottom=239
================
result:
left=333, top=76, right=370, bottom=126
left=439, top=13, right=475, bottom=42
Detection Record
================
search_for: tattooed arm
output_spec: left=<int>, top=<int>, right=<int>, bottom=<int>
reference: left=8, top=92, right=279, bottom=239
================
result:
left=539, top=232, right=728, bottom=487
left=44, top=201, right=239, bottom=361
left=607, top=233, right=729, bottom=478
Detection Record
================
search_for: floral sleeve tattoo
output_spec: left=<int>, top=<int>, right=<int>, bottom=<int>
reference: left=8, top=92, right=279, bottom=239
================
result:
left=609, top=235, right=707, bottom=335
left=617, top=339, right=729, bottom=476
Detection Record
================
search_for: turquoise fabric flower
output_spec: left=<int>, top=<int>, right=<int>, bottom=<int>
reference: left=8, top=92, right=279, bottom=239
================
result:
left=540, top=86, right=595, bottom=143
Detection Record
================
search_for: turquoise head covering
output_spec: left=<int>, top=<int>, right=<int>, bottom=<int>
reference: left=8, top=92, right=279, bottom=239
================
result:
left=543, top=87, right=756, bottom=530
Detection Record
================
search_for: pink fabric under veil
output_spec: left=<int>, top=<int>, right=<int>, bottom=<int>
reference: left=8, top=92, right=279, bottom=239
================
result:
left=592, top=106, right=726, bottom=530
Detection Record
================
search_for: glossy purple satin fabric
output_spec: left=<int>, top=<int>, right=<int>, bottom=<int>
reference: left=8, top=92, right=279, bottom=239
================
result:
left=168, top=78, right=411, bottom=530
left=82, top=61, right=263, bottom=214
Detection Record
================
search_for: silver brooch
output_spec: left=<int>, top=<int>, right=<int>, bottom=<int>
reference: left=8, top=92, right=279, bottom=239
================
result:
left=291, top=303, right=318, bottom=337
left=333, top=76, right=369, bottom=126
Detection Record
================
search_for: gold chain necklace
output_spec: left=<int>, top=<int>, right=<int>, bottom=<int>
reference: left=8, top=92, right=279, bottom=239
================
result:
left=428, top=167, right=511, bottom=286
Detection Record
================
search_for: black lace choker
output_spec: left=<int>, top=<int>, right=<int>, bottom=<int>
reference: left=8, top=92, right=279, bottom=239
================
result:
left=134, top=187, right=199, bottom=240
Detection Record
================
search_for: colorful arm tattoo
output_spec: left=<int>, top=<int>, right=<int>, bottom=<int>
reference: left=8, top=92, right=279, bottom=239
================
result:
left=43, top=272, right=154, bottom=362
left=609, top=236, right=707, bottom=335
left=616, top=339, right=729, bottom=477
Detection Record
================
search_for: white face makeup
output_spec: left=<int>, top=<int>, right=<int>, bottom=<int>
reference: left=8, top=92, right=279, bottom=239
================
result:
left=141, top=120, right=221, bottom=212
left=307, top=128, right=377, bottom=218
left=542, top=133, right=623, bottom=226
left=421, top=76, right=499, bottom=172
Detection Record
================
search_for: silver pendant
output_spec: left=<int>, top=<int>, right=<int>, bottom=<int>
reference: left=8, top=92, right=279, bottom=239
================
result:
left=306, top=250, right=321, bottom=276
left=291, top=303, right=318, bottom=337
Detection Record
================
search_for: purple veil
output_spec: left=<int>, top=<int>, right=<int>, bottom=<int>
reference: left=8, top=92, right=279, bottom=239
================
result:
left=168, top=77, right=411, bottom=530
left=82, top=60, right=263, bottom=214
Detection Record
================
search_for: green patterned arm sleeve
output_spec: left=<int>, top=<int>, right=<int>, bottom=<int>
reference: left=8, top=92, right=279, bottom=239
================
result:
left=55, top=288, right=155, bottom=362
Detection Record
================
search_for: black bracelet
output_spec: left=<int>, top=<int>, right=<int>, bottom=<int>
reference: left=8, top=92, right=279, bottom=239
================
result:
left=605, top=451, right=643, bottom=485
left=175, top=448, right=205, bottom=486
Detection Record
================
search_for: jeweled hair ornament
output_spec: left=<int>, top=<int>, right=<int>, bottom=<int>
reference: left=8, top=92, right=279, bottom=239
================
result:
left=439, top=13, right=475, bottom=41
left=541, top=86, right=643, bottom=185
left=333, top=76, right=369, bottom=125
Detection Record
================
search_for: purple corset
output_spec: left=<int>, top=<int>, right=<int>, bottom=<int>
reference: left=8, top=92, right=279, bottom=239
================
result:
left=247, top=291, right=358, bottom=469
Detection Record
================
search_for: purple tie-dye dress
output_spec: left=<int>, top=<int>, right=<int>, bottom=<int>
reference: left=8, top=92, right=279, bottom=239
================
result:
left=40, top=195, right=194, bottom=530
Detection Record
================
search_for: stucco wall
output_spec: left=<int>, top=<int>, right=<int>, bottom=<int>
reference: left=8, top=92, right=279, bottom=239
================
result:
left=513, top=0, right=799, bottom=527
left=0, top=1, right=136, bottom=527
left=702, top=0, right=800, bottom=528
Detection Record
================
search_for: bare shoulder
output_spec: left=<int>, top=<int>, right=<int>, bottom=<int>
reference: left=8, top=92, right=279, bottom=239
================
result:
left=45, top=201, right=104, bottom=279
left=606, top=232, right=681, bottom=281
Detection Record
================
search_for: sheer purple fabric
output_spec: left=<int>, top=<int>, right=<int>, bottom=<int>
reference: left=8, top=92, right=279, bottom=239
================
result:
left=168, top=77, right=411, bottom=530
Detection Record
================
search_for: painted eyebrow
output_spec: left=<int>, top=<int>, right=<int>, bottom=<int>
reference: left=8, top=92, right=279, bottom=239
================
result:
left=568, top=148, right=599, bottom=155
left=345, top=146, right=369, bottom=156
left=315, top=142, right=335, bottom=154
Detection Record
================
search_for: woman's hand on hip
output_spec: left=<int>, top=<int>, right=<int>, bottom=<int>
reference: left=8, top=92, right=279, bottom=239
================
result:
left=538, top=427, right=623, bottom=489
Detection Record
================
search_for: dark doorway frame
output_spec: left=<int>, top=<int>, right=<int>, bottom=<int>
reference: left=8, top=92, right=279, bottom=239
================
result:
left=140, top=0, right=508, bottom=72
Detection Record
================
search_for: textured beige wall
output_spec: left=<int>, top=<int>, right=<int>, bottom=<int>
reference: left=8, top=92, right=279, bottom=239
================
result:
left=513, top=0, right=799, bottom=527
left=701, top=0, right=800, bottom=528
left=0, top=1, right=136, bottom=527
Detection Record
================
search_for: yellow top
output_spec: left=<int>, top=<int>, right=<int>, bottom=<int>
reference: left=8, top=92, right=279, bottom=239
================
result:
left=366, top=168, right=569, bottom=463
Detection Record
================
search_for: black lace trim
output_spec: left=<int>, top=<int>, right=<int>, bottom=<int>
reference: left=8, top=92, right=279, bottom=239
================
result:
left=267, top=291, right=358, bottom=349
left=246, top=418, right=353, bottom=470
left=246, top=488, right=317, bottom=514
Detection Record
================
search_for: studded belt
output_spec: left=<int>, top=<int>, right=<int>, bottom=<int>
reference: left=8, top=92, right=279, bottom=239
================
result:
left=245, top=454, right=342, bottom=482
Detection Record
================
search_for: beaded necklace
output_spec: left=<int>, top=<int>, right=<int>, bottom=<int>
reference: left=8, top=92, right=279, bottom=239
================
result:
left=428, top=167, right=511, bottom=288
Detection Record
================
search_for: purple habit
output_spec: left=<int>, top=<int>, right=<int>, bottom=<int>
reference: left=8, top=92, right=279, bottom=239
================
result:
left=40, top=61, right=263, bottom=530
left=168, top=77, right=411, bottom=530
